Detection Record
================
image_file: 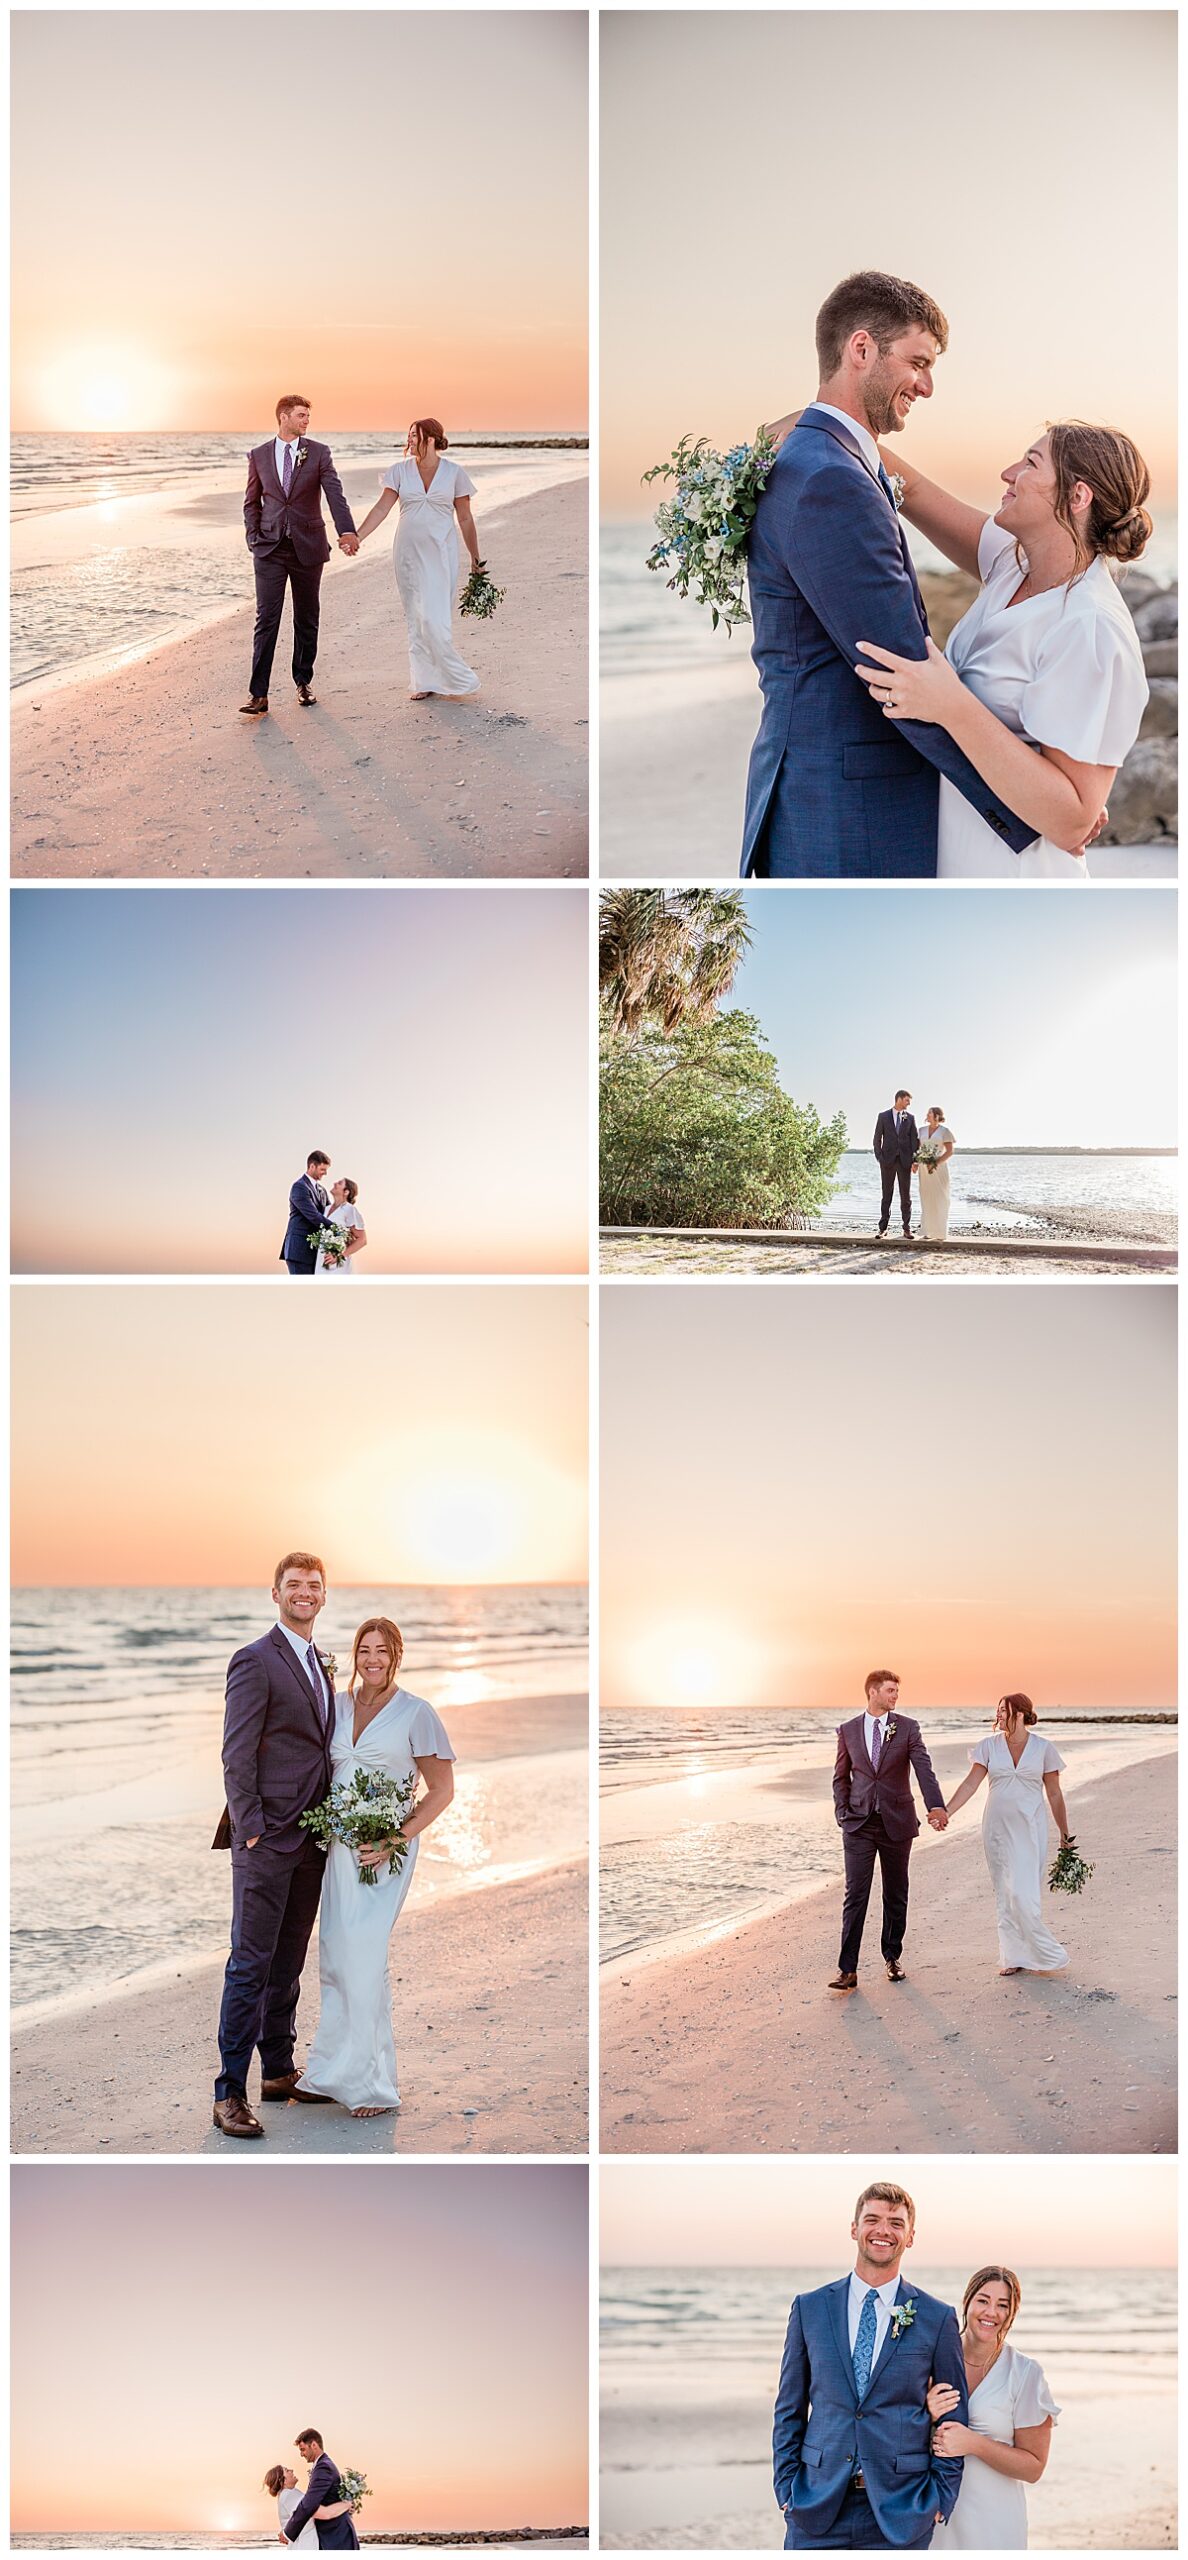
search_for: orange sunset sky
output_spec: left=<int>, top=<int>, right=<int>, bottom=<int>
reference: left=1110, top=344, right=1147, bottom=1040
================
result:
left=601, top=1287, right=1176, bottom=1710
left=12, top=13, right=587, bottom=431
left=12, top=1286, right=588, bottom=1586
left=12, top=2164, right=589, bottom=2535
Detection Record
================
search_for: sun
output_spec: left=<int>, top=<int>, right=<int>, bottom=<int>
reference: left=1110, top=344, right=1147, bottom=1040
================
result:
left=78, top=371, right=138, bottom=430
left=37, top=344, right=178, bottom=432
left=628, top=1615, right=767, bottom=1709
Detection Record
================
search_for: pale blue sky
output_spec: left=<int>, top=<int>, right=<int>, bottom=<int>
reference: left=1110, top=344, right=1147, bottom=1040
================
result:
left=728, top=888, right=1176, bottom=1148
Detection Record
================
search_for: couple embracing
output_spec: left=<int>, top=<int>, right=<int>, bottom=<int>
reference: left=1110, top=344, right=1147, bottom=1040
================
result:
left=775, top=2180, right=1058, bottom=2550
left=743, top=269, right=1151, bottom=880
left=212, top=1552, right=455, bottom=2136
left=265, top=2431, right=358, bottom=2549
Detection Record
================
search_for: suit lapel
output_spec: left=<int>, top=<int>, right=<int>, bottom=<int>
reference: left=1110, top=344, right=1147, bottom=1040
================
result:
left=849, top=1714, right=873, bottom=1775
left=827, top=2278, right=858, bottom=2406
left=270, top=1625, right=326, bottom=1732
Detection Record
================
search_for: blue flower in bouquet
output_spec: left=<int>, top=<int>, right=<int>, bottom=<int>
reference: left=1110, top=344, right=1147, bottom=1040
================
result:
left=643, top=427, right=777, bottom=631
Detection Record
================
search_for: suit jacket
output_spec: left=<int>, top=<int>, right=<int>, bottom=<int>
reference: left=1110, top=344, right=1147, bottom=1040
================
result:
left=244, top=437, right=356, bottom=567
left=281, top=1174, right=330, bottom=1271
left=740, top=407, right=1038, bottom=878
left=873, top=1109, right=919, bottom=1169
left=774, top=2275, right=967, bottom=2547
left=833, top=1713, right=944, bottom=1844
left=282, top=2453, right=358, bottom=2548
left=212, top=1625, right=334, bottom=1854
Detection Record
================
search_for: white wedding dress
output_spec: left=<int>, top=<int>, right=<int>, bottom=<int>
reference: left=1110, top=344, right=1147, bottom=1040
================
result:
left=917, top=1126, right=954, bottom=1240
left=384, top=456, right=480, bottom=697
left=969, top=1731, right=1070, bottom=1973
left=933, top=2342, right=1060, bottom=2548
left=315, top=1201, right=363, bottom=1276
left=938, top=520, right=1148, bottom=881
left=297, top=1687, right=454, bottom=2111
left=277, top=2487, right=318, bottom=2548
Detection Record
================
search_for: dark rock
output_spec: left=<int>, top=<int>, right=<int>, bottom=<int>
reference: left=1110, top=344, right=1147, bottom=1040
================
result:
left=1143, top=639, right=1179, bottom=678
left=1131, top=591, right=1179, bottom=643
left=1140, top=680, right=1178, bottom=741
left=1100, top=738, right=1178, bottom=842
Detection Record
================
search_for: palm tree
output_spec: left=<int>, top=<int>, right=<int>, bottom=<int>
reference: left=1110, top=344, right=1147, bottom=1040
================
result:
left=599, top=889, right=752, bottom=1037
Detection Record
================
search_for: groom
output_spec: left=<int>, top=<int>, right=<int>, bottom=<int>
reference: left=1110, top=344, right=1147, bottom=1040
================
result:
left=212, top=1551, right=338, bottom=2138
left=773, top=2179, right=968, bottom=2548
left=279, top=2432, right=359, bottom=2549
left=281, top=1151, right=332, bottom=1276
left=873, top=1091, right=918, bottom=1240
left=830, top=1673, right=946, bottom=1990
left=740, top=269, right=1038, bottom=877
left=241, top=395, right=359, bottom=717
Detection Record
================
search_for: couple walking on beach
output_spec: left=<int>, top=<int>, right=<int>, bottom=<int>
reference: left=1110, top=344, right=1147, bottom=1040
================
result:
left=873, top=1094, right=955, bottom=1242
left=281, top=1151, right=368, bottom=1276
left=265, top=2432, right=360, bottom=2549
left=829, top=1674, right=1076, bottom=1991
left=240, top=394, right=489, bottom=719
left=742, top=268, right=1151, bottom=880
left=775, top=2178, right=1059, bottom=2549
left=211, top=1552, right=455, bottom=2138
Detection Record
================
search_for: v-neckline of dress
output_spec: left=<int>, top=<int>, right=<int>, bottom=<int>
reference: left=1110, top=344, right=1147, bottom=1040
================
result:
left=413, top=459, right=443, bottom=496
left=351, top=1685, right=403, bottom=1750
left=999, top=1727, right=1036, bottom=1772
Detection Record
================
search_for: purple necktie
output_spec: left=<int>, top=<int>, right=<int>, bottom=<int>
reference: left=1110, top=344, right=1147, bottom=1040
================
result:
left=283, top=444, right=294, bottom=496
left=870, top=1718, right=883, bottom=1769
left=307, top=1642, right=327, bottom=1728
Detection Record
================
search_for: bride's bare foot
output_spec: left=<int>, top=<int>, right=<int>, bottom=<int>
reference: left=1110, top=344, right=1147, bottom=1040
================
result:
left=351, top=2103, right=397, bottom=2118
left=409, top=690, right=433, bottom=700
left=998, top=1965, right=1023, bottom=1975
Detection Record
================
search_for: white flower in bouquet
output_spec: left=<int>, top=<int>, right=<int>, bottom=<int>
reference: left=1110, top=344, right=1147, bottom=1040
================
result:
left=915, top=1141, right=945, bottom=1172
left=300, top=1766, right=419, bottom=1886
left=308, top=1222, right=348, bottom=1265
left=338, top=2469, right=371, bottom=2512
left=643, top=427, right=778, bottom=631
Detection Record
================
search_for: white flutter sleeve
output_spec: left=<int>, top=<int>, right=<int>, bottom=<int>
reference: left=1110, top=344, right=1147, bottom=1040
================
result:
left=381, top=462, right=402, bottom=492
left=407, top=1695, right=456, bottom=1761
left=1020, top=599, right=1148, bottom=763
left=1041, top=1739, right=1067, bottom=1774
left=968, top=1737, right=993, bottom=1769
left=453, top=463, right=477, bottom=500
left=1010, top=2351, right=1061, bottom=2427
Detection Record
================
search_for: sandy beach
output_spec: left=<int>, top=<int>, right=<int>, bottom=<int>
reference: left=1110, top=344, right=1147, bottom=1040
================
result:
left=12, top=1854, right=587, bottom=2156
left=12, top=471, right=587, bottom=877
left=601, top=1754, right=1175, bottom=2153
left=600, top=1231, right=1175, bottom=1278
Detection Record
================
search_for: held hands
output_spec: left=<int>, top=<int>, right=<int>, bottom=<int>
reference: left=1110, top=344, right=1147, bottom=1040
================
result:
left=927, top=1806, right=949, bottom=1831
left=339, top=532, right=360, bottom=556
left=854, top=636, right=962, bottom=727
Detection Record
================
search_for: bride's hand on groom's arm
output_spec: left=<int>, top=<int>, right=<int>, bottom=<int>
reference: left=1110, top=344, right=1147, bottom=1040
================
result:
left=932, top=2422, right=972, bottom=2458
left=927, top=2383, right=961, bottom=2421
left=854, top=637, right=963, bottom=728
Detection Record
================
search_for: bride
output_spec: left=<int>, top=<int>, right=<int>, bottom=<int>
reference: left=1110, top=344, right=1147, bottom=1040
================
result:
left=355, top=418, right=485, bottom=701
left=296, top=1616, right=455, bottom=2117
left=929, top=2266, right=1059, bottom=2550
left=852, top=421, right=1151, bottom=879
left=315, top=1176, right=367, bottom=1276
left=943, top=1695, right=1073, bottom=1975
left=915, top=1106, right=955, bottom=1242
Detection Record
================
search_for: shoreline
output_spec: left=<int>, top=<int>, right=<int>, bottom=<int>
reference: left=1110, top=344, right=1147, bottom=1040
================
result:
left=12, top=475, right=588, bottom=878
left=601, top=1232, right=1174, bottom=1276
left=12, top=1855, right=588, bottom=2155
left=600, top=1755, right=1176, bottom=2152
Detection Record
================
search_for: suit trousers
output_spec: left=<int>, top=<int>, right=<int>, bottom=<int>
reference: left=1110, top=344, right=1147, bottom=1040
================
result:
left=839, top=1814, right=913, bottom=1973
left=312, top=2520, right=360, bottom=2551
left=879, top=1159, right=913, bottom=1233
left=249, top=538, right=324, bottom=694
left=215, top=1835, right=324, bottom=2099
left=786, top=2479, right=935, bottom=2549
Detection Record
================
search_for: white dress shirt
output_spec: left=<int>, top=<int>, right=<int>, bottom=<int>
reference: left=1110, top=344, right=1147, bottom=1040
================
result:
left=276, top=1619, right=330, bottom=1720
left=863, top=1709, right=889, bottom=1766
left=811, top=400, right=882, bottom=481
left=847, top=2269, right=901, bottom=2375
left=275, top=434, right=303, bottom=490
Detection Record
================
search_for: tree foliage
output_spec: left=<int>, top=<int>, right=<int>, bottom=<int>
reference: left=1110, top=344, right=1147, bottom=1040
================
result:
left=601, top=1011, right=848, bottom=1229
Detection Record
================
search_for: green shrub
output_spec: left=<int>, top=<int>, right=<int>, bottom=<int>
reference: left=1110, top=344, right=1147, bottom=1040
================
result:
left=601, top=1010, right=847, bottom=1228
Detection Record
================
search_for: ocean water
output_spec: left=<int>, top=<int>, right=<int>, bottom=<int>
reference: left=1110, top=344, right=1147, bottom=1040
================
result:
left=11, top=1583, right=587, bottom=2017
left=600, top=2262, right=1176, bottom=2547
left=602, top=513, right=1178, bottom=688
left=813, top=1149, right=1177, bottom=1239
left=600, top=1706, right=1176, bottom=1966
left=12, top=431, right=587, bottom=689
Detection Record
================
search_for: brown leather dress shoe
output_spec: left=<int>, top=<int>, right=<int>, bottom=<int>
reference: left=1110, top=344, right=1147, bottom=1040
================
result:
left=213, top=2093, right=263, bottom=2138
left=886, top=1959, right=907, bottom=1982
left=292, top=2084, right=335, bottom=2103
left=259, top=2072, right=301, bottom=2101
left=828, top=1969, right=858, bottom=1991
left=239, top=695, right=269, bottom=716
left=296, top=683, right=317, bottom=706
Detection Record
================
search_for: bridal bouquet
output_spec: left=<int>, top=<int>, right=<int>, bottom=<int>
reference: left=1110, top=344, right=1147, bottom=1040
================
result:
left=308, top=1223, right=348, bottom=1266
left=643, top=427, right=778, bottom=631
left=460, top=562, right=505, bottom=619
left=300, top=1767, right=419, bottom=1887
left=1048, top=1837, right=1094, bottom=1895
left=915, top=1141, right=945, bottom=1172
left=338, top=2470, right=371, bottom=2514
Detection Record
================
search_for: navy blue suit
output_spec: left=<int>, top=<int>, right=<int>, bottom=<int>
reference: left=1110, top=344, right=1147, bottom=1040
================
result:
left=282, top=1174, right=330, bottom=1275
left=244, top=435, right=356, bottom=697
left=282, top=2453, right=360, bottom=2549
left=833, top=1713, right=944, bottom=1975
left=741, top=408, right=1038, bottom=877
left=774, top=2275, right=967, bottom=2548
left=873, top=1108, right=919, bottom=1235
left=212, top=1627, right=334, bottom=2102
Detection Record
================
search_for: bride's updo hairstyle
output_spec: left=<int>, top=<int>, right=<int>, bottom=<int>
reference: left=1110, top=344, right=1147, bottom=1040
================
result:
left=962, top=2265, right=1021, bottom=2336
left=411, top=417, right=448, bottom=453
left=997, top=1692, right=1037, bottom=1729
left=263, top=2468, right=286, bottom=2499
left=1048, top=421, right=1153, bottom=575
left=350, top=1614, right=404, bottom=1694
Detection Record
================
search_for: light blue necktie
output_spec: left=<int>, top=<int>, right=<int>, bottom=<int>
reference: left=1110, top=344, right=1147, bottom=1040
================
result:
left=853, top=2288, right=879, bottom=2397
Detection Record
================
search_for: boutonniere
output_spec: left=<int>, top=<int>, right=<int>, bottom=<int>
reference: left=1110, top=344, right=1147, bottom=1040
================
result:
left=885, top=1720, right=897, bottom=1742
left=889, top=473, right=906, bottom=512
left=318, top=1649, right=337, bottom=1680
left=889, top=2299, right=916, bottom=2340
left=294, top=444, right=308, bottom=471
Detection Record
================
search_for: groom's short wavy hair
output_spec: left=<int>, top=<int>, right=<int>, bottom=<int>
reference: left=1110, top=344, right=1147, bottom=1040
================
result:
left=854, top=2180, right=916, bottom=2229
left=274, top=1550, right=326, bottom=1591
left=864, top=1669, right=900, bottom=1696
left=296, top=2430, right=324, bottom=2452
left=277, top=393, right=311, bottom=423
left=816, top=273, right=949, bottom=377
